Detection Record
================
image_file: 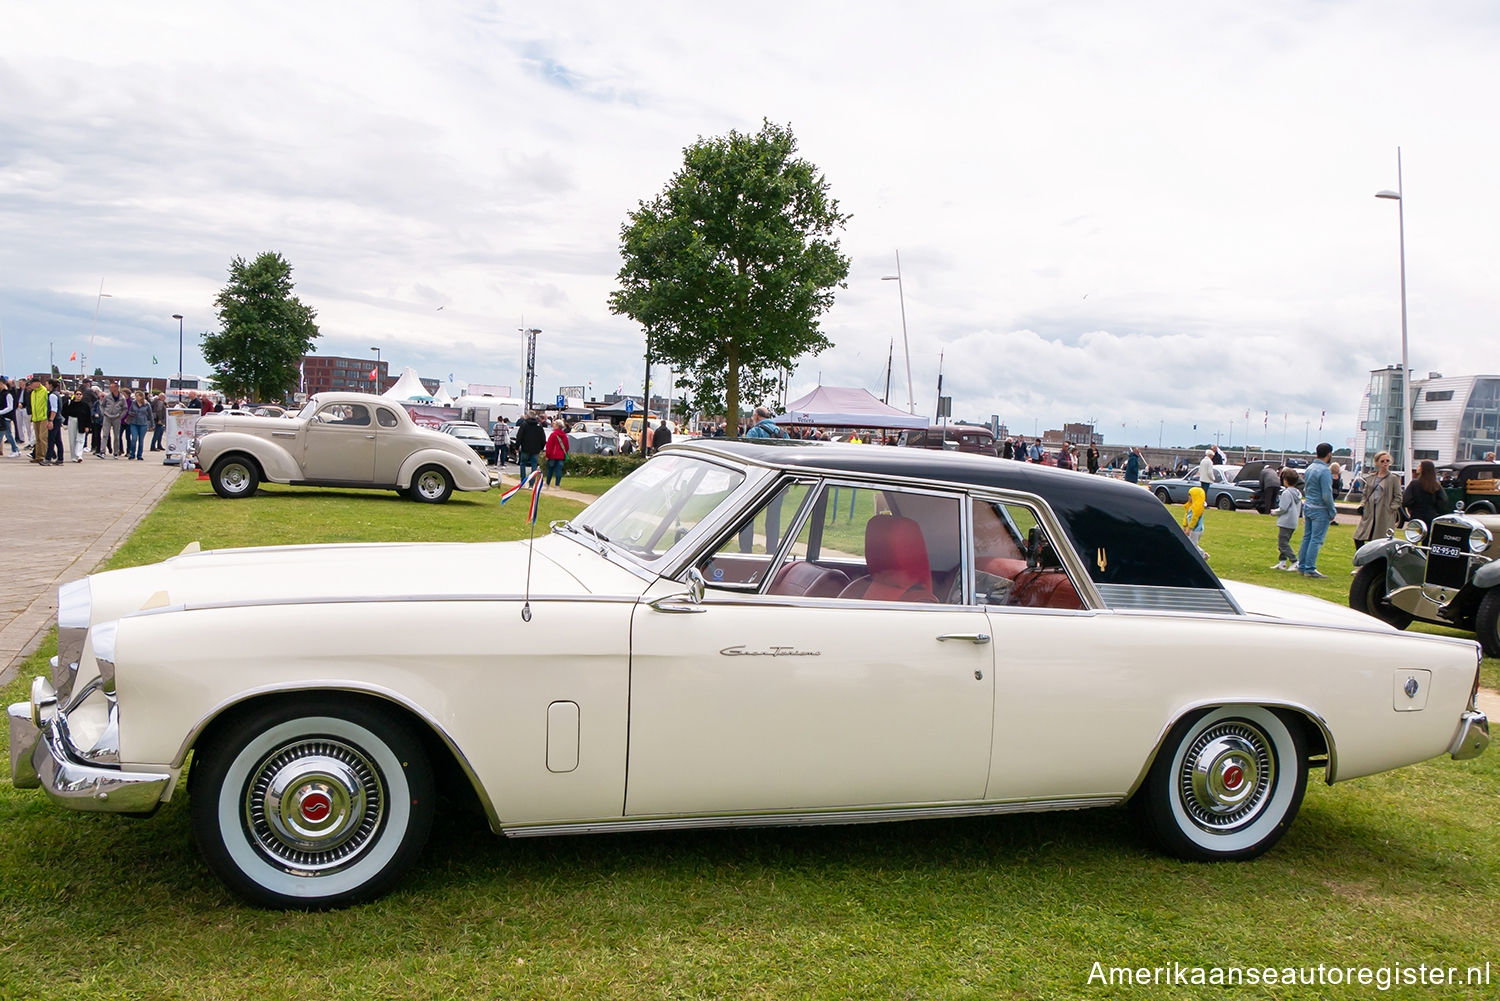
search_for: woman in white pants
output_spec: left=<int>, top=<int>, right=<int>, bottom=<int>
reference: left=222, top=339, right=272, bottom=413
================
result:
left=66, top=389, right=90, bottom=461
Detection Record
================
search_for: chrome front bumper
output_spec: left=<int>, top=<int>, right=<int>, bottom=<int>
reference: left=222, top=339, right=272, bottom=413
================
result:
left=7, top=695, right=170, bottom=813
left=1449, top=709, right=1490, bottom=761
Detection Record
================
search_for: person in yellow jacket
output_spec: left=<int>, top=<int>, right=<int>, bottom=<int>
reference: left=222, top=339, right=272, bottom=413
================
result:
left=28, top=378, right=50, bottom=464
left=1182, top=485, right=1208, bottom=558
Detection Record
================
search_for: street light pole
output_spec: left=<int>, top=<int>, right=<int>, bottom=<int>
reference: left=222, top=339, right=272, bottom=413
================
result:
left=172, top=314, right=183, bottom=402
left=1376, top=148, right=1413, bottom=481
left=370, top=346, right=381, bottom=393
left=519, top=328, right=541, bottom=409
left=881, top=251, right=915, bottom=414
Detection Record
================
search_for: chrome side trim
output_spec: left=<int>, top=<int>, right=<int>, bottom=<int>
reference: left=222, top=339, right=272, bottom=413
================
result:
left=1122, top=699, right=1340, bottom=797
left=126, top=593, right=642, bottom=618
left=1449, top=710, right=1490, bottom=760
left=500, top=796, right=1119, bottom=838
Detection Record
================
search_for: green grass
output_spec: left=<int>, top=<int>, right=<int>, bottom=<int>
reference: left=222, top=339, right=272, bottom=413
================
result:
left=2, top=483, right=1497, bottom=999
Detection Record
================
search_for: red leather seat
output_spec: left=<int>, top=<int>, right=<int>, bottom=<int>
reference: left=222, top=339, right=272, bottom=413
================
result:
left=837, top=515, right=937, bottom=603
left=1007, top=568, right=1081, bottom=609
left=767, top=561, right=851, bottom=599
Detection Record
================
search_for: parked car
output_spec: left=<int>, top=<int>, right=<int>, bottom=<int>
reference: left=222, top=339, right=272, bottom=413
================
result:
left=897, top=425, right=998, bottom=456
left=1150, top=464, right=1257, bottom=510
left=1350, top=508, right=1500, bottom=656
left=567, top=431, right=617, bottom=456
left=190, top=392, right=493, bottom=503
left=1438, top=461, right=1500, bottom=515
left=569, top=420, right=621, bottom=445
left=9, top=441, right=1487, bottom=908
left=439, top=421, right=498, bottom=464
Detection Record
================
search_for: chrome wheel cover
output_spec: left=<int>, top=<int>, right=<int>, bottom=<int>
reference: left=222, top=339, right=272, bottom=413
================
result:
left=220, top=463, right=252, bottom=494
left=415, top=469, right=446, bottom=499
left=243, top=738, right=385, bottom=873
left=1177, top=720, right=1275, bottom=832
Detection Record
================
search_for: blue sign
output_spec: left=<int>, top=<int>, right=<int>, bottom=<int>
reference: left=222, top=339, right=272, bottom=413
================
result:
left=625, top=399, right=636, bottom=414
left=556, top=394, right=566, bottom=408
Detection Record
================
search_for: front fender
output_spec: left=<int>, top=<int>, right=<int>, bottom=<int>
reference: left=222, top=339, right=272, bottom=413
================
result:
left=397, top=448, right=490, bottom=491
left=198, top=431, right=301, bottom=482
left=1354, top=537, right=1428, bottom=592
left=1475, top=560, right=1500, bottom=589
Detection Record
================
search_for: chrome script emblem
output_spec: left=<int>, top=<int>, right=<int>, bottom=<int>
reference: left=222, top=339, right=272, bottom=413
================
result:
left=720, top=645, right=821, bottom=658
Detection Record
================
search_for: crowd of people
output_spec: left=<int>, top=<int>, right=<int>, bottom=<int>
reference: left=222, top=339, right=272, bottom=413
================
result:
left=0, top=376, right=170, bottom=465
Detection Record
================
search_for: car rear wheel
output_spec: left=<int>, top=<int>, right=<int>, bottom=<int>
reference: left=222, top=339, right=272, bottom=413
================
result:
left=1348, top=561, right=1413, bottom=630
left=1215, top=493, right=1235, bottom=511
left=1134, top=706, right=1307, bottom=861
left=409, top=465, right=453, bottom=503
left=210, top=456, right=260, bottom=499
left=1154, top=488, right=1171, bottom=504
left=1476, top=590, right=1500, bottom=659
left=189, top=698, right=434, bottom=909
left=1466, top=500, right=1496, bottom=515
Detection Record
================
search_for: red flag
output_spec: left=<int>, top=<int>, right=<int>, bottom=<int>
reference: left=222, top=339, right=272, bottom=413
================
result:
left=69, top=352, right=77, bottom=361
left=369, top=368, right=378, bottom=381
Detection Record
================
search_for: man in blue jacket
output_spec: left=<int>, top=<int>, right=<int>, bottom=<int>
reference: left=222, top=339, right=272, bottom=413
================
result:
left=1296, top=442, right=1337, bottom=578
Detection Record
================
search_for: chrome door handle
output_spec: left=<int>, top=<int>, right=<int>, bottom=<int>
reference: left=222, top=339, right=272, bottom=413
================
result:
left=936, top=633, right=990, bottom=644
left=364, top=434, right=375, bottom=439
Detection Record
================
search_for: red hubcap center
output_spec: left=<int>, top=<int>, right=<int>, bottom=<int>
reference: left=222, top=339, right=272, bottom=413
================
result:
left=1222, top=765, right=1245, bottom=790
left=301, top=791, right=332, bottom=821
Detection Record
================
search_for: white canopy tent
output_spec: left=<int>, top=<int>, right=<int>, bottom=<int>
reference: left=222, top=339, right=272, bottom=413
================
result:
left=432, top=385, right=455, bottom=406
left=380, top=366, right=435, bottom=403
left=772, top=386, right=930, bottom=429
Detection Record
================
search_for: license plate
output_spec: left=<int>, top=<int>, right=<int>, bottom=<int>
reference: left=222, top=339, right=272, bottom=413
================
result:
left=1425, top=522, right=1470, bottom=589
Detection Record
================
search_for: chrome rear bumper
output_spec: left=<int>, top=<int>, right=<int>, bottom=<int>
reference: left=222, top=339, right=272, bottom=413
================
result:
left=7, top=695, right=170, bottom=813
left=1449, top=709, right=1490, bottom=760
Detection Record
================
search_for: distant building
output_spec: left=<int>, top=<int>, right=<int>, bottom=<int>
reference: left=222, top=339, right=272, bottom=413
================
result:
left=300, top=354, right=391, bottom=395
left=1354, top=368, right=1500, bottom=470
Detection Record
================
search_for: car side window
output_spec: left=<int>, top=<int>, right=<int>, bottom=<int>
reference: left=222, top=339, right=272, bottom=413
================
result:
left=316, top=403, right=371, bottom=427
left=764, top=483, right=963, bottom=604
left=376, top=408, right=398, bottom=428
left=971, top=498, right=1084, bottom=610
left=699, top=480, right=813, bottom=588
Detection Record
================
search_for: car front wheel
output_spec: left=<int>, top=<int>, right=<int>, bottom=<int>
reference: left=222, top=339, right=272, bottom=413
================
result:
left=1154, top=488, right=1171, bottom=504
left=409, top=465, right=453, bottom=503
left=1476, top=589, right=1500, bottom=659
left=189, top=698, right=434, bottom=909
left=210, top=456, right=260, bottom=499
left=1348, top=561, right=1413, bottom=629
left=1215, top=493, right=1235, bottom=511
left=1134, top=706, right=1307, bottom=861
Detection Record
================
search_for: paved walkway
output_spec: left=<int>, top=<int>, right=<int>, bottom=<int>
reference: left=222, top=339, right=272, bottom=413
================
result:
left=0, top=451, right=181, bottom=685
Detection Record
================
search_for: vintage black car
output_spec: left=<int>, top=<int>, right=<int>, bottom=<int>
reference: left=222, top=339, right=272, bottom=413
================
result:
left=1350, top=508, right=1500, bottom=656
left=1438, top=461, right=1500, bottom=515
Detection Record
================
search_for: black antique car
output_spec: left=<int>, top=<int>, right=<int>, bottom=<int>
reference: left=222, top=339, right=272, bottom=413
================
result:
left=1439, top=461, right=1500, bottom=515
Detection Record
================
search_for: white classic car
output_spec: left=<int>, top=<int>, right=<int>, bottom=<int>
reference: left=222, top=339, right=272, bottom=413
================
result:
left=8, top=441, right=1490, bottom=908
left=190, top=392, right=493, bottom=502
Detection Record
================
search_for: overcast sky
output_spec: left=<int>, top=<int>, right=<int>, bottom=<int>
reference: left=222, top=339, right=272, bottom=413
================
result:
left=3, top=0, right=1496, bottom=452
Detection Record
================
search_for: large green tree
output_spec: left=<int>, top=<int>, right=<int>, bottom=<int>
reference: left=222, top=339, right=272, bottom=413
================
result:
left=203, top=252, right=320, bottom=401
left=609, top=121, right=850, bottom=433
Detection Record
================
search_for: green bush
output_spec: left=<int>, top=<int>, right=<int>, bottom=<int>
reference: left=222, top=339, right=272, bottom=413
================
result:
left=565, top=452, right=647, bottom=477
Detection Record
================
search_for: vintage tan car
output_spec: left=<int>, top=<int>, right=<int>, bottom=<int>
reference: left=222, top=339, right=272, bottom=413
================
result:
left=190, top=392, right=493, bottom=503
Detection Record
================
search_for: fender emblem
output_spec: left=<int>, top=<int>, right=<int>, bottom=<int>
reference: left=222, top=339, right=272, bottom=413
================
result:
left=720, top=645, right=821, bottom=658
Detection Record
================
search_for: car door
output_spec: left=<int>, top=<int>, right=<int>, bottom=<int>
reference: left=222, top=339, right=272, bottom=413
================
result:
left=625, top=479, right=996, bottom=817
left=302, top=401, right=377, bottom=482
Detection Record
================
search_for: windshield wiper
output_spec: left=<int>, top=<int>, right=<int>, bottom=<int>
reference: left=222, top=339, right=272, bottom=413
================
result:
left=575, top=523, right=611, bottom=544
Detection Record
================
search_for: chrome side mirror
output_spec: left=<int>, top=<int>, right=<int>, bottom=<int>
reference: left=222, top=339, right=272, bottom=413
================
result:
left=649, top=568, right=709, bottom=614
left=688, top=567, right=706, bottom=603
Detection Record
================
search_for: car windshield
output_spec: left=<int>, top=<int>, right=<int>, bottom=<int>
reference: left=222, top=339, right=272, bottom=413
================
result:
left=569, top=454, right=746, bottom=566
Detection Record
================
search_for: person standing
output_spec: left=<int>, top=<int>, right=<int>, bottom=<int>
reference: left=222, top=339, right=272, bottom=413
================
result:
left=15, top=378, right=30, bottom=450
left=653, top=419, right=673, bottom=451
left=1400, top=459, right=1452, bottom=530
left=126, top=391, right=150, bottom=459
left=1183, top=485, right=1208, bottom=556
left=1296, top=442, right=1337, bottom=578
left=491, top=418, right=510, bottom=467
left=1259, top=463, right=1280, bottom=515
left=514, top=411, right=546, bottom=483
left=744, top=406, right=786, bottom=439
left=1353, top=451, right=1402, bottom=553
left=1197, top=449, right=1215, bottom=499
left=1056, top=443, right=1074, bottom=470
left=1086, top=442, right=1100, bottom=475
left=1270, top=468, right=1302, bottom=570
left=149, top=392, right=167, bottom=451
left=65, top=388, right=91, bottom=461
left=1124, top=446, right=1143, bottom=484
left=0, top=378, right=17, bottom=455
left=99, top=382, right=127, bottom=457
left=29, top=378, right=50, bottom=463
left=544, top=419, right=570, bottom=486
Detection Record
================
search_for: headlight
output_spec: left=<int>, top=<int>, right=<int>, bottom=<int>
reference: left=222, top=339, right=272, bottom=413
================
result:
left=1403, top=521, right=1427, bottom=544
left=1471, top=524, right=1493, bottom=554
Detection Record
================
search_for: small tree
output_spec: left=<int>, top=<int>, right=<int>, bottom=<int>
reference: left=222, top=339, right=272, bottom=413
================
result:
left=203, top=252, right=320, bottom=401
left=610, top=121, right=850, bottom=433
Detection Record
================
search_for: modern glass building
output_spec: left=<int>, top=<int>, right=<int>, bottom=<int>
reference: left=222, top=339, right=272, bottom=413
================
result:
left=1354, top=369, right=1500, bottom=472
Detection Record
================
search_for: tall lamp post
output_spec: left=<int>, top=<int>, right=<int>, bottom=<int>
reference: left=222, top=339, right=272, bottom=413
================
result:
left=370, top=346, right=381, bottom=393
left=1376, top=148, right=1412, bottom=481
left=171, top=314, right=184, bottom=402
left=519, top=328, right=541, bottom=409
left=881, top=251, right=915, bottom=415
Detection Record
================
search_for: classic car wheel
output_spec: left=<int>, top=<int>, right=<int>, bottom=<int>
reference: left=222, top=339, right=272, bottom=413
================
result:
left=409, top=465, right=453, bottom=503
left=1348, top=562, right=1413, bottom=630
left=1215, top=493, right=1235, bottom=511
left=1154, top=488, right=1171, bottom=504
left=1467, top=500, right=1496, bottom=515
left=190, top=700, right=434, bottom=909
left=1476, top=590, right=1500, bottom=659
left=1135, top=706, right=1306, bottom=861
left=210, top=456, right=260, bottom=499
